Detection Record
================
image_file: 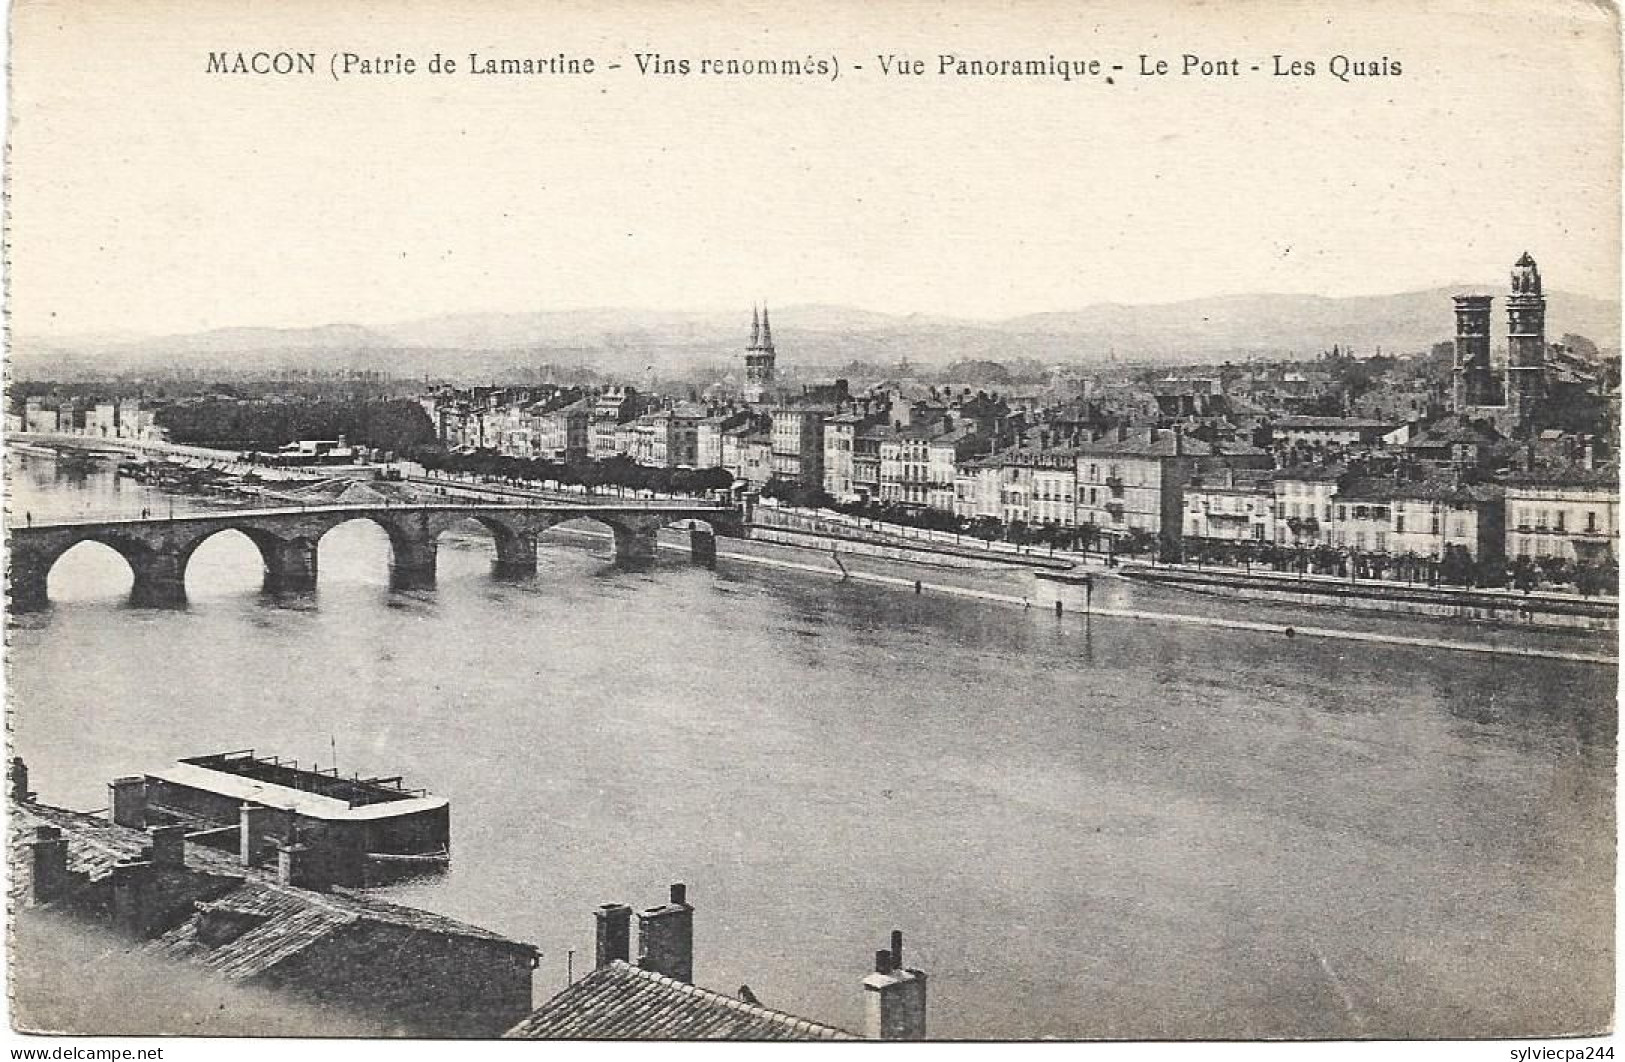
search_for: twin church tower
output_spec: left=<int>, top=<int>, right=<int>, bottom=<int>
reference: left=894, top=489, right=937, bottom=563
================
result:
left=743, top=303, right=777, bottom=400
left=1452, top=252, right=1548, bottom=429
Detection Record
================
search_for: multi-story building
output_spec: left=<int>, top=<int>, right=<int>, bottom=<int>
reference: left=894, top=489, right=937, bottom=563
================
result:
left=1076, top=428, right=1212, bottom=545
left=23, top=399, right=59, bottom=434
left=1184, top=471, right=1275, bottom=542
left=1504, top=471, right=1619, bottom=564
left=823, top=413, right=867, bottom=501
left=879, top=423, right=936, bottom=507
left=1386, top=480, right=1505, bottom=562
left=769, top=407, right=827, bottom=487
left=532, top=398, right=591, bottom=462
left=954, top=457, right=1004, bottom=521
left=666, top=405, right=705, bottom=467
left=495, top=405, right=534, bottom=456
left=696, top=416, right=729, bottom=470
left=591, top=387, right=641, bottom=459
left=852, top=424, right=887, bottom=502
left=954, top=446, right=1077, bottom=527
left=1270, top=416, right=1401, bottom=453
left=926, top=425, right=982, bottom=513
left=1270, top=466, right=1342, bottom=545
left=86, top=403, right=118, bottom=439
left=739, top=433, right=774, bottom=486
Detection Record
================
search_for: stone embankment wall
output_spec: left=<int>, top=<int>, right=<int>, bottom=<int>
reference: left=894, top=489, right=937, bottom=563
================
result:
left=1118, top=565, right=1618, bottom=632
left=746, top=524, right=1073, bottom=571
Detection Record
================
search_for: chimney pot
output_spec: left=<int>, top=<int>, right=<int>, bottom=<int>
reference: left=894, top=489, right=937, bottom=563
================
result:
left=637, top=886, right=695, bottom=983
left=108, top=776, right=148, bottom=829
left=863, top=935, right=928, bottom=1040
left=275, top=839, right=328, bottom=892
left=11, top=757, right=32, bottom=803
left=595, top=903, right=633, bottom=967
left=27, top=827, right=70, bottom=905
left=149, top=825, right=186, bottom=868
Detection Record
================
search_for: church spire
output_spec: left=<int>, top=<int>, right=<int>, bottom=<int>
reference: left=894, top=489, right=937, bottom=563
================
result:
left=759, top=302, right=774, bottom=351
left=749, top=305, right=761, bottom=349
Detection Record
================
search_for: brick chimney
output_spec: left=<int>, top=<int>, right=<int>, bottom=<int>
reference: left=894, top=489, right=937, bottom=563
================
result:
left=108, top=776, right=147, bottom=829
left=149, top=825, right=186, bottom=869
left=863, top=930, right=927, bottom=1040
left=110, top=851, right=162, bottom=937
left=273, top=838, right=329, bottom=892
left=238, top=804, right=285, bottom=867
left=27, top=825, right=70, bottom=904
left=595, top=903, right=632, bottom=967
left=637, top=883, right=694, bottom=983
left=10, top=757, right=33, bottom=803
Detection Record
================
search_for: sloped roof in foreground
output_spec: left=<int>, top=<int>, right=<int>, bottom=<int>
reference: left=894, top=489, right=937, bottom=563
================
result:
left=505, top=960, right=856, bottom=1040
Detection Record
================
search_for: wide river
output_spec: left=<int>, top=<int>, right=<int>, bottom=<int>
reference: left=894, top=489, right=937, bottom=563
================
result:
left=6, top=453, right=1616, bottom=1039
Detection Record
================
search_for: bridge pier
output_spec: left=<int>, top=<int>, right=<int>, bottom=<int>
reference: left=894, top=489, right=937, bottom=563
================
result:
left=129, top=550, right=187, bottom=609
left=611, top=522, right=660, bottom=568
left=8, top=552, right=50, bottom=613
left=262, top=537, right=318, bottom=593
left=688, top=525, right=717, bottom=568
left=493, top=531, right=538, bottom=577
left=388, top=536, right=438, bottom=591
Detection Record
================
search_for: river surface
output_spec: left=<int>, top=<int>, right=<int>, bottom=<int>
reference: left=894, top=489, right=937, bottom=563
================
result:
left=6, top=453, right=1616, bottom=1039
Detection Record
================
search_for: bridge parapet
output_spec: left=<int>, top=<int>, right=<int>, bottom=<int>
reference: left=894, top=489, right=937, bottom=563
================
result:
left=8, top=500, right=742, bottom=611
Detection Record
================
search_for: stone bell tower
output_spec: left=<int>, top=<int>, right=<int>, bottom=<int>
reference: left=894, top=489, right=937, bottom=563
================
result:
left=1505, top=251, right=1546, bottom=427
left=1452, top=294, right=1495, bottom=410
left=743, top=303, right=777, bottom=401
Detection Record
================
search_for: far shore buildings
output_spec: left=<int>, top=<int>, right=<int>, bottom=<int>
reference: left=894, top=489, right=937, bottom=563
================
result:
left=1504, top=469, right=1619, bottom=564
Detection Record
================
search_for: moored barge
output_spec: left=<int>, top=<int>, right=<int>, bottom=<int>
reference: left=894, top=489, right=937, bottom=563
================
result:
left=116, top=749, right=450, bottom=887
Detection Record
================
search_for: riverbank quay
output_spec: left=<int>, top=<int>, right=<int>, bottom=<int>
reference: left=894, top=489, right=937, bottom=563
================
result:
left=1112, top=563, right=1617, bottom=632
left=529, top=522, right=1618, bottom=666
left=746, top=523, right=1072, bottom=571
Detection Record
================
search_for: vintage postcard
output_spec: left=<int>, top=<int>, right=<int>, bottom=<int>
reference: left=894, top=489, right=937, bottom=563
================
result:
left=2, top=0, right=1618, bottom=1054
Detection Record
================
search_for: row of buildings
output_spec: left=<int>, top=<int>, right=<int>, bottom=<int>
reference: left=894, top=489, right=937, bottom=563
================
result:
left=12, top=396, right=160, bottom=440
left=419, top=265, right=1616, bottom=569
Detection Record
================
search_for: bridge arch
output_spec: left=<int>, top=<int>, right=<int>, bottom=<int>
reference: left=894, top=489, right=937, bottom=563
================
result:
left=42, top=537, right=140, bottom=603
left=7, top=500, right=742, bottom=612
left=27, top=531, right=180, bottom=609
left=421, top=510, right=556, bottom=575
left=312, top=514, right=430, bottom=590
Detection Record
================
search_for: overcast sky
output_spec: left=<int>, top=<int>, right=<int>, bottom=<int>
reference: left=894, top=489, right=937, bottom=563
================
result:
left=7, top=0, right=1620, bottom=338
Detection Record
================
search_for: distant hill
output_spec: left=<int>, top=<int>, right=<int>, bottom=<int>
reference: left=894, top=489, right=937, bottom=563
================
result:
left=13, top=288, right=1619, bottom=379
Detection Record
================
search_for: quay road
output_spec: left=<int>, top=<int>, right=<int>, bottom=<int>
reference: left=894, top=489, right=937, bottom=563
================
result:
left=8, top=498, right=740, bottom=612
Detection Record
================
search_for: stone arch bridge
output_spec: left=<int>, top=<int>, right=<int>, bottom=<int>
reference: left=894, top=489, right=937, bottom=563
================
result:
left=8, top=500, right=742, bottom=612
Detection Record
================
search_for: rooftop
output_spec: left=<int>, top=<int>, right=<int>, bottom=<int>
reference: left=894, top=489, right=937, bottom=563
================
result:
left=505, top=960, right=855, bottom=1040
left=1273, top=416, right=1399, bottom=430
left=149, top=761, right=446, bottom=823
left=12, top=800, right=534, bottom=962
left=1076, top=429, right=1212, bottom=459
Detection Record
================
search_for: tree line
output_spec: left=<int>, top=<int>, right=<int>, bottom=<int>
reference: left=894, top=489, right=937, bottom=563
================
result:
left=419, top=449, right=734, bottom=496
left=156, top=399, right=437, bottom=454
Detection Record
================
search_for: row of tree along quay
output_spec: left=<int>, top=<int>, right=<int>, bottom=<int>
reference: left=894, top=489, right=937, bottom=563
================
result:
left=1171, top=536, right=1618, bottom=597
left=757, top=478, right=1616, bottom=597
left=417, top=449, right=735, bottom=496
left=757, top=479, right=1147, bottom=556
